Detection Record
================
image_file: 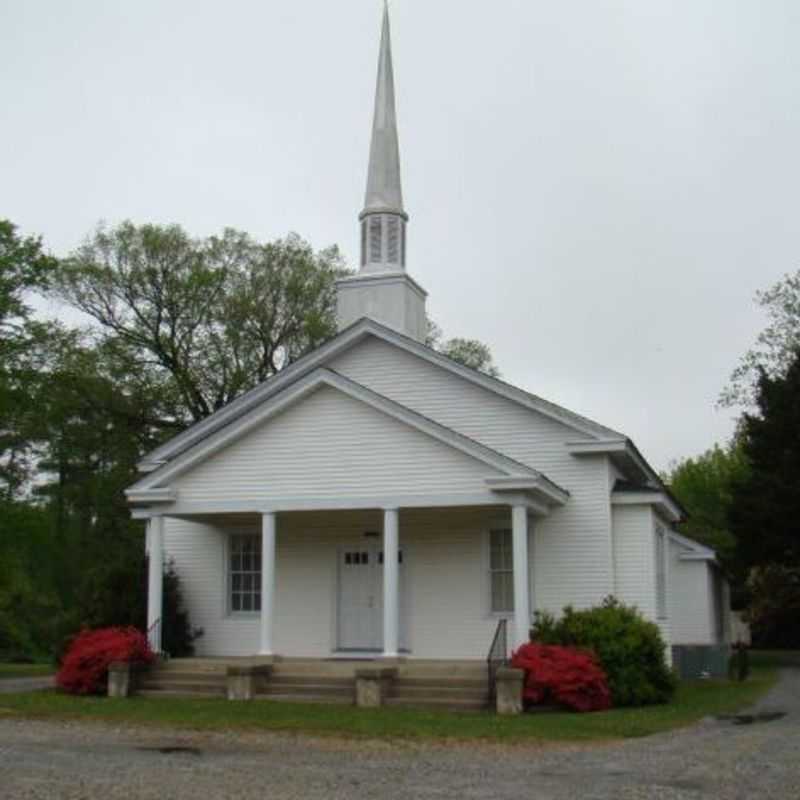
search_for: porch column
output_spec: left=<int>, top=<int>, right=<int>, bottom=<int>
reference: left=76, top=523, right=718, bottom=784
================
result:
left=259, top=512, right=277, bottom=656
left=382, top=508, right=400, bottom=658
left=511, top=505, right=531, bottom=650
left=146, top=515, right=164, bottom=653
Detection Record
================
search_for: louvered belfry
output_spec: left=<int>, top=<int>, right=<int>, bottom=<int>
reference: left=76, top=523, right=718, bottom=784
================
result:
left=336, top=1, right=428, bottom=341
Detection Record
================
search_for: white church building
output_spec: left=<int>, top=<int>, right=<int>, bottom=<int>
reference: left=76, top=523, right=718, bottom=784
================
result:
left=127, top=5, right=729, bottom=673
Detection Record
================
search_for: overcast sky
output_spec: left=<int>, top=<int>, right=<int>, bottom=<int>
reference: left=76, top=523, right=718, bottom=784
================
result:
left=2, top=1, right=799, bottom=472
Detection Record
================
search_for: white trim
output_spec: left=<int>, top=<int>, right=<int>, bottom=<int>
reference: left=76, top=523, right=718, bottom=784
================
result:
left=127, top=369, right=553, bottom=497
left=127, top=488, right=177, bottom=504
left=138, top=318, right=621, bottom=471
left=140, top=491, right=560, bottom=518
left=668, top=529, right=716, bottom=560
left=611, top=491, right=682, bottom=523
left=484, top=475, right=569, bottom=506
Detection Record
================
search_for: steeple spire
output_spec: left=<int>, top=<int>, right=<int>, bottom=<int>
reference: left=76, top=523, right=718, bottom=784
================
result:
left=336, top=2, right=427, bottom=341
left=359, top=1, right=408, bottom=273
left=363, top=1, right=404, bottom=216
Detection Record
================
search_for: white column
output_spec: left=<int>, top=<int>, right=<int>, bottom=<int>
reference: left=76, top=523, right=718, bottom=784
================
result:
left=512, top=505, right=531, bottom=650
left=147, top=516, right=164, bottom=653
left=259, top=512, right=277, bottom=656
left=382, top=508, right=400, bottom=658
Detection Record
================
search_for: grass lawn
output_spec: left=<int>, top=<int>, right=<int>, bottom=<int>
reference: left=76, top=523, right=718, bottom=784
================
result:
left=0, top=663, right=54, bottom=679
left=0, top=667, right=778, bottom=743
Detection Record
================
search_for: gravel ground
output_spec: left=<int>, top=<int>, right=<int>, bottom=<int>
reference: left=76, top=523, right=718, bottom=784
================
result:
left=0, top=670, right=798, bottom=800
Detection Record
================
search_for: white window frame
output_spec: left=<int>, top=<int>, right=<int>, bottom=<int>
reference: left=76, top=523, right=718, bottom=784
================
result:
left=655, top=524, right=667, bottom=620
left=488, top=528, right=514, bottom=616
left=227, top=532, right=262, bottom=616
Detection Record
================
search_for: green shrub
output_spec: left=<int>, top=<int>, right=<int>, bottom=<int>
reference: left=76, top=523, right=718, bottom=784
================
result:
left=530, top=596, right=677, bottom=707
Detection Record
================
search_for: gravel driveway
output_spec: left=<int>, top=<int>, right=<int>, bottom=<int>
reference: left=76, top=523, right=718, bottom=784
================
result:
left=0, top=670, right=798, bottom=800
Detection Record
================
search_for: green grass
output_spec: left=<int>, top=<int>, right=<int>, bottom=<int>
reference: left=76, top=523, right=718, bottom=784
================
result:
left=0, top=663, right=54, bottom=679
left=0, top=667, right=778, bottom=743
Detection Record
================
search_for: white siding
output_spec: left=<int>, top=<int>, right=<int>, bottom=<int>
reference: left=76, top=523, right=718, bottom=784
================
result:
left=612, top=505, right=657, bottom=619
left=668, top=540, right=714, bottom=644
left=331, top=336, right=615, bottom=612
left=172, top=385, right=501, bottom=503
left=164, top=508, right=527, bottom=659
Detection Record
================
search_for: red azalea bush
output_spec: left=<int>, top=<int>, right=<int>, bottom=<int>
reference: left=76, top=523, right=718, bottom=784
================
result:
left=511, top=642, right=611, bottom=712
left=56, top=627, right=154, bottom=695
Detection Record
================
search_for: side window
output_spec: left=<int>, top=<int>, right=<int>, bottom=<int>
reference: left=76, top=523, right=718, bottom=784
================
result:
left=230, top=534, right=261, bottom=613
left=655, top=525, right=667, bottom=619
left=489, top=529, right=514, bottom=614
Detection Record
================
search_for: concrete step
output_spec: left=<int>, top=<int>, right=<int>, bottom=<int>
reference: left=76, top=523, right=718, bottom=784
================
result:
left=141, top=671, right=227, bottom=684
left=256, top=693, right=354, bottom=705
left=261, top=682, right=354, bottom=698
left=137, top=688, right=226, bottom=699
left=388, top=685, right=487, bottom=701
left=392, top=677, right=487, bottom=691
left=384, top=696, right=488, bottom=711
left=139, top=680, right=226, bottom=694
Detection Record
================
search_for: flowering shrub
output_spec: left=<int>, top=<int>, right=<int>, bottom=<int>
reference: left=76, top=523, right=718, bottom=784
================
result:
left=531, top=597, right=677, bottom=706
left=56, top=627, right=154, bottom=695
left=511, top=642, right=612, bottom=712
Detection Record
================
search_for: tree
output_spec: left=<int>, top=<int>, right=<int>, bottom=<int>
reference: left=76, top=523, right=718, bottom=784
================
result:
left=55, top=222, right=347, bottom=425
left=425, top=317, right=500, bottom=377
left=729, top=350, right=800, bottom=570
left=0, top=219, right=58, bottom=498
left=721, top=269, right=800, bottom=408
left=664, top=440, right=749, bottom=596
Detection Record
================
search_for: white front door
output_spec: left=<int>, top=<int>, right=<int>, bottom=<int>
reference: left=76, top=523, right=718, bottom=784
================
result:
left=337, top=545, right=405, bottom=651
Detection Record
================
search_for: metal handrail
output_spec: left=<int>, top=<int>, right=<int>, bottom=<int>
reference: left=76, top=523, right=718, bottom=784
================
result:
left=487, top=618, right=508, bottom=708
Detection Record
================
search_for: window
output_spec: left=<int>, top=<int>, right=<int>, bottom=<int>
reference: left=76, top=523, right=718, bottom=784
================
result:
left=655, top=525, right=667, bottom=619
left=489, top=529, right=514, bottom=614
left=230, top=534, right=261, bottom=613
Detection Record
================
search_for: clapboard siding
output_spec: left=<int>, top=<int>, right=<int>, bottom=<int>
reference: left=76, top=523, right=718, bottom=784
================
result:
left=332, top=336, right=616, bottom=610
left=164, top=508, right=525, bottom=659
left=669, top=541, right=714, bottom=644
left=172, top=385, right=501, bottom=502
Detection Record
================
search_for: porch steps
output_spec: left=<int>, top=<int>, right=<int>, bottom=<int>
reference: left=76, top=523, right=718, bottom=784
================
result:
left=386, top=676, right=488, bottom=711
left=135, top=658, right=491, bottom=710
left=257, top=674, right=355, bottom=705
left=137, top=661, right=227, bottom=698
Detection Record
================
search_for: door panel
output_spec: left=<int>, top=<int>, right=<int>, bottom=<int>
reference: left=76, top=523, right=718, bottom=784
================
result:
left=337, top=546, right=406, bottom=651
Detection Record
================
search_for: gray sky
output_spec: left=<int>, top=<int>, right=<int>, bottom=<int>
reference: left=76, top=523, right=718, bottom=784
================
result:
left=2, top=0, right=799, bottom=472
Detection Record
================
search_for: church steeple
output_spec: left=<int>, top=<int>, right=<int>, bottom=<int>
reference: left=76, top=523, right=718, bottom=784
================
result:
left=359, top=1, right=409, bottom=272
left=336, top=2, right=427, bottom=341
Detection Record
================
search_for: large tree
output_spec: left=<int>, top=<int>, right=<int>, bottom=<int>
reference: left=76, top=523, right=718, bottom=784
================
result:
left=664, top=440, right=749, bottom=603
left=0, top=219, right=58, bottom=498
left=55, top=223, right=347, bottom=425
left=729, top=351, right=800, bottom=569
left=721, top=268, right=800, bottom=408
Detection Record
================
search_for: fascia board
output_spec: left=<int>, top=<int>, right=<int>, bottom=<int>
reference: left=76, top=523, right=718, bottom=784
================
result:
left=611, top=491, right=682, bottom=523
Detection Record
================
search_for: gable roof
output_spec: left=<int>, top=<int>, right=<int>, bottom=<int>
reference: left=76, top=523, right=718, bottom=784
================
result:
left=128, top=368, right=569, bottom=507
left=138, top=317, right=625, bottom=473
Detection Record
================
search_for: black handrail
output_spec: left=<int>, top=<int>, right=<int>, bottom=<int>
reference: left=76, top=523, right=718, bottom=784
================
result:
left=487, top=618, right=508, bottom=708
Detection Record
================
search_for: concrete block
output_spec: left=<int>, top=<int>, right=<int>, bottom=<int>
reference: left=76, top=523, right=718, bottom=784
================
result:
left=108, top=662, right=131, bottom=698
left=495, top=667, right=524, bottom=715
left=226, top=664, right=273, bottom=701
left=355, top=667, right=397, bottom=708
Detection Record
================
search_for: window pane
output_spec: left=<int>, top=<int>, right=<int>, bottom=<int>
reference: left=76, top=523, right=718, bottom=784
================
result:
left=503, top=572, right=515, bottom=612
left=491, top=573, right=503, bottom=613
left=254, top=594, right=261, bottom=612
left=242, top=594, right=252, bottom=612
left=232, top=593, right=241, bottom=612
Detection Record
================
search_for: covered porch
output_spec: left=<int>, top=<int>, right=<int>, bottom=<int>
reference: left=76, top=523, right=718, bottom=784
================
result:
left=138, top=494, right=565, bottom=664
